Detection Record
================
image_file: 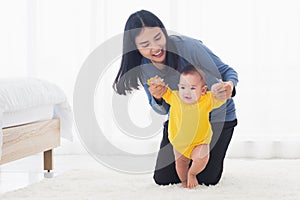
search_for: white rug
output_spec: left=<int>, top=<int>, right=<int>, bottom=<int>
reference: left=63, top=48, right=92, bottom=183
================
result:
left=1, top=159, right=300, bottom=200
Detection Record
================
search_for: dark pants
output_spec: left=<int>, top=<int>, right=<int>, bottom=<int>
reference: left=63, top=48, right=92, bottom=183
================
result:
left=153, top=119, right=238, bottom=186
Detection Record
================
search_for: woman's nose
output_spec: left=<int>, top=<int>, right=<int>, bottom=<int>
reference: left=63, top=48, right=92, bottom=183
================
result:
left=150, top=42, right=161, bottom=51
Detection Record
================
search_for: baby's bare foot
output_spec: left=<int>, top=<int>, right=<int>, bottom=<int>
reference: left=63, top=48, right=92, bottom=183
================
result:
left=187, top=173, right=199, bottom=189
left=181, top=181, right=187, bottom=188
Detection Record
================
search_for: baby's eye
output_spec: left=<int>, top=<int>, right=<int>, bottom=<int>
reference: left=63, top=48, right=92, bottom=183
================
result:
left=190, top=87, right=196, bottom=90
left=180, top=86, right=185, bottom=89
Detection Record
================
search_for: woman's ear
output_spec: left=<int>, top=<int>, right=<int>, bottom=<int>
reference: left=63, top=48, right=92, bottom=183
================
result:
left=201, top=85, right=208, bottom=95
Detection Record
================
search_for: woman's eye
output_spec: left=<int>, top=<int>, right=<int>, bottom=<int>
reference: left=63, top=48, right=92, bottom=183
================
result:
left=155, top=36, right=161, bottom=41
left=141, top=44, right=149, bottom=48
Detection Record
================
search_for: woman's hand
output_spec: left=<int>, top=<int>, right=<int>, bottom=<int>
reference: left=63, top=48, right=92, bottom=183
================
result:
left=211, top=81, right=234, bottom=100
left=149, top=84, right=168, bottom=100
left=148, top=76, right=168, bottom=100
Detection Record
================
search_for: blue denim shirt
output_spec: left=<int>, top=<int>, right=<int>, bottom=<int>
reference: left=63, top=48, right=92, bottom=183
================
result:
left=140, top=35, right=238, bottom=123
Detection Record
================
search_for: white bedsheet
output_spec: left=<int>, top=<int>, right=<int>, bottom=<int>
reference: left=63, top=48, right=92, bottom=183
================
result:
left=0, top=78, right=73, bottom=159
left=2, top=105, right=54, bottom=128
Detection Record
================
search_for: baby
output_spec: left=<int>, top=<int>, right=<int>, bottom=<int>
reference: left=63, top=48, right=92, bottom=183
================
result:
left=148, top=65, right=226, bottom=188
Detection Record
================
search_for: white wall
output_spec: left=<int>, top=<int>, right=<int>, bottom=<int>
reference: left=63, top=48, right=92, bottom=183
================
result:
left=1, top=0, right=300, bottom=158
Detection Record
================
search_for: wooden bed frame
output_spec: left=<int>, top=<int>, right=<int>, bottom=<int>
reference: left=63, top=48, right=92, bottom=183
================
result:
left=0, top=119, right=60, bottom=171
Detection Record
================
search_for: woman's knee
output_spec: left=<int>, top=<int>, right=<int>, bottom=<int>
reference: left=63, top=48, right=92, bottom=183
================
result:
left=153, top=171, right=178, bottom=186
left=153, top=172, right=167, bottom=185
left=202, top=171, right=222, bottom=186
left=153, top=162, right=180, bottom=186
left=197, top=166, right=223, bottom=186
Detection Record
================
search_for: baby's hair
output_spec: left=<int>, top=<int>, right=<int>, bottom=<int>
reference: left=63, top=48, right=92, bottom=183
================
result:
left=180, top=65, right=206, bottom=84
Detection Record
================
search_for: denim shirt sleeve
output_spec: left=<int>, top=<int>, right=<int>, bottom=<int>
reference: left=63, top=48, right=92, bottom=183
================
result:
left=143, top=84, right=170, bottom=115
left=173, top=36, right=238, bottom=96
left=201, top=43, right=238, bottom=86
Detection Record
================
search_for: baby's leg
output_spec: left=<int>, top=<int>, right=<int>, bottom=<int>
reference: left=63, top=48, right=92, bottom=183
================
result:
left=188, top=144, right=210, bottom=188
left=173, top=148, right=190, bottom=188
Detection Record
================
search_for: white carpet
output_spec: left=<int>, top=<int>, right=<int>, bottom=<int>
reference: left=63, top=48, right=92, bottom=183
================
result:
left=1, top=159, right=300, bottom=200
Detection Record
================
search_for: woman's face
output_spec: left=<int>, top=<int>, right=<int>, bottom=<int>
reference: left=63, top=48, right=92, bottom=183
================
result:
left=135, top=27, right=167, bottom=67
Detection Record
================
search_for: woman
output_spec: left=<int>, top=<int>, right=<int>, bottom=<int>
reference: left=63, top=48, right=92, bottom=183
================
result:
left=113, top=10, right=238, bottom=186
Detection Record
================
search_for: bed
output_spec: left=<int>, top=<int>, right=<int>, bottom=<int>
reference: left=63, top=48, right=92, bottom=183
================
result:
left=0, top=78, right=73, bottom=171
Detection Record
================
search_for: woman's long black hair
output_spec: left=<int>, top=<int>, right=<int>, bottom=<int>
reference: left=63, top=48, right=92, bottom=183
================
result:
left=113, top=10, right=179, bottom=95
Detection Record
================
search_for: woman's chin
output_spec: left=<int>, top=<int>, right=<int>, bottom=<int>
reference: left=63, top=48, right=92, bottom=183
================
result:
left=151, top=58, right=165, bottom=65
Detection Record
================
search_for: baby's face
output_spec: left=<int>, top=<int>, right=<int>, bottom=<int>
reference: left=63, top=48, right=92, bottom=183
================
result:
left=178, top=73, right=207, bottom=104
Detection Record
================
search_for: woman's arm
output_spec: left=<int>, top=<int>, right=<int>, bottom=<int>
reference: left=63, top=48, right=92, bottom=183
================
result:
left=174, top=36, right=238, bottom=97
left=200, top=43, right=238, bottom=97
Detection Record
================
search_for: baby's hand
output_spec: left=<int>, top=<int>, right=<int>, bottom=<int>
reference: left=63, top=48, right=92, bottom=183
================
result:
left=211, top=82, right=226, bottom=100
left=148, top=75, right=166, bottom=86
left=147, top=75, right=168, bottom=99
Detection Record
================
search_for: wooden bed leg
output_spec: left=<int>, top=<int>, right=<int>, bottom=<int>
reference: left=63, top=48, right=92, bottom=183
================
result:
left=44, top=149, right=53, bottom=172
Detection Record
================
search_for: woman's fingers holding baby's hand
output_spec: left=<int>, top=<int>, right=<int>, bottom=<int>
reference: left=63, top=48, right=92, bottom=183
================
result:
left=212, top=82, right=224, bottom=92
left=149, top=84, right=167, bottom=99
left=212, top=81, right=234, bottom=100
left=211, top=82, right=226, bottom=100
left=148, top=76, right=165, bottom=86
left=222, top=81, right=234, bottom=99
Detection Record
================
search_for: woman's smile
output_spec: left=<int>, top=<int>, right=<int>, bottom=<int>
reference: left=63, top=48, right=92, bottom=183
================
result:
left=152, top=49, right=163, bottom=57
left=135, top=27, right=167, bottom=66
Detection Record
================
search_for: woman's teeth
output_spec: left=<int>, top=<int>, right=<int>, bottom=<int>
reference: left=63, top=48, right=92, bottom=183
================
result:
left=153, top=50, right=162, bottom=56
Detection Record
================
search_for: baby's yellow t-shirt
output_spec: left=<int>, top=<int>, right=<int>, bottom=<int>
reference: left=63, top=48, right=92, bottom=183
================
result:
left=162, top=88, right=225, bottom=158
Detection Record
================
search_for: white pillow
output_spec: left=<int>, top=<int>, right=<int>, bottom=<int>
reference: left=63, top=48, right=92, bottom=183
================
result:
left=0, top=78, right=66, bottom=112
